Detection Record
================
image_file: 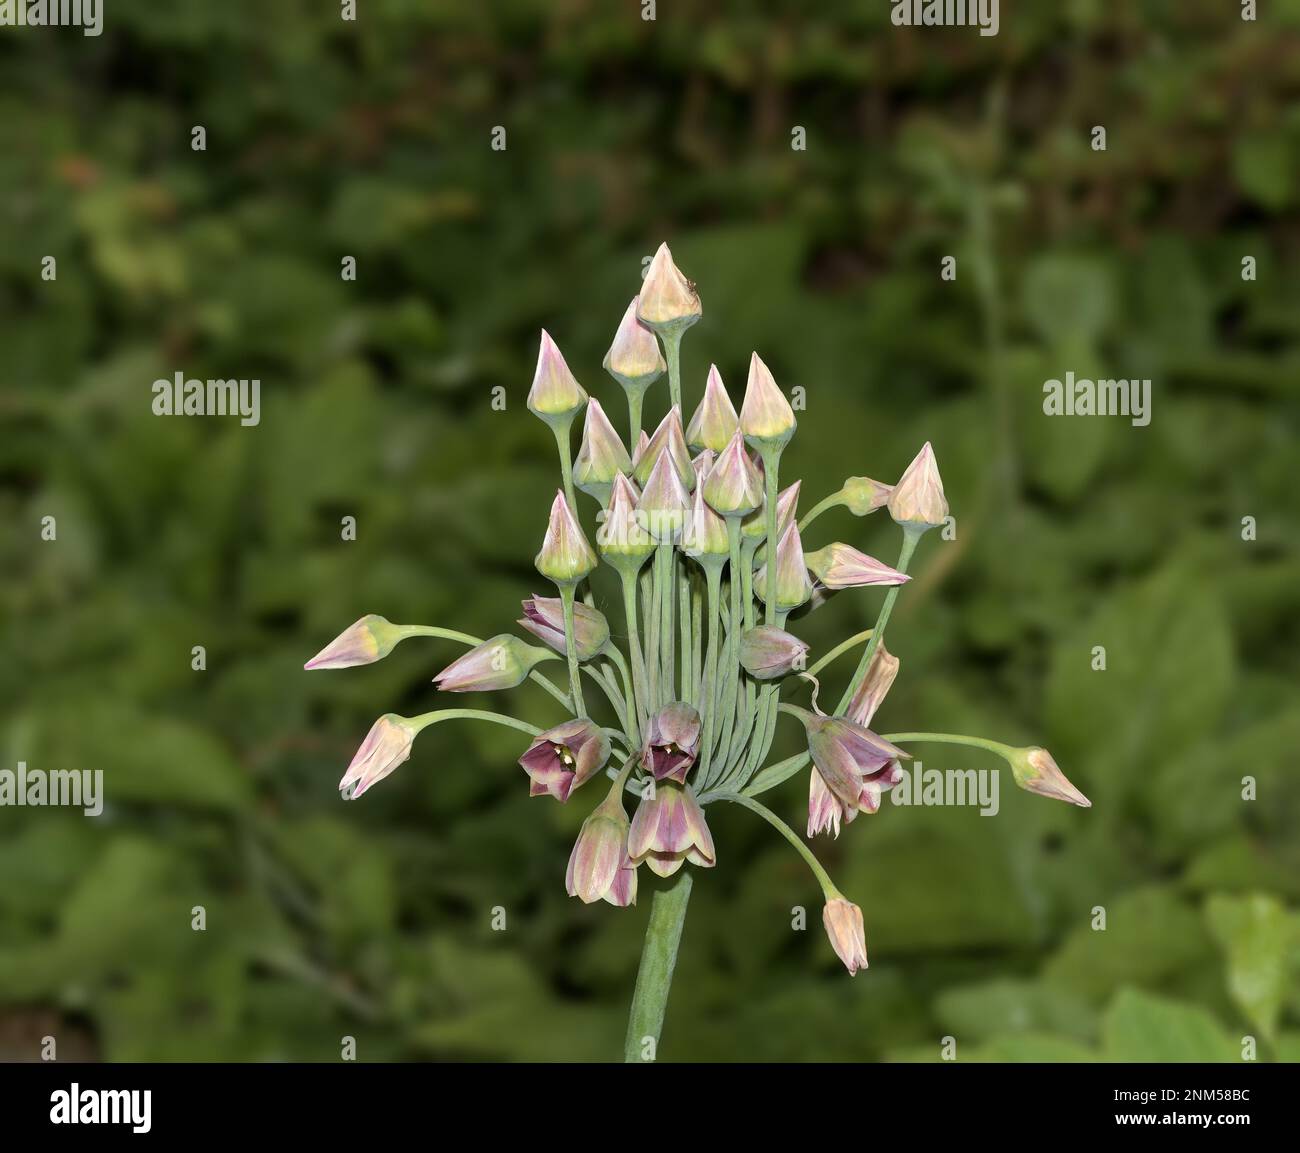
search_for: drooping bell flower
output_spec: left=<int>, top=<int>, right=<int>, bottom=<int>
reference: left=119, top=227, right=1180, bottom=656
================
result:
left=807, top=757, right=905, bottom=838
left=305, top=614, right=404, bottom=670
left=573, top=397, right=633, bottom=504
left=535, top=489, right=598, bottom=586
left=566, top=788, right=637, bottom=905
left=519, top=718, right=611, bottom=802
left=628, top=780, right=716, bottom=877
left=519, top=595, right=610, bottom=660
left=822, top=896, right=868, bottom=975
left=685, top=364, right=739, bottom=453
left=527, top=330, right=588, bottom=427
left=703, top=428, right=763, bottom=518
left=641, top=702, right=703, bottom=783
left=433, top=634, right=555, bottom=693
left=805, top=543, right=911, bottom=589
left=636, top=242, right=701, bottom=335
left=738, top=625, right=809, bottom=680
left=339, top=714, right=418, bottom=800
left=633, top=405, right=695, bottom=491
left=787, top=705, right=909, bottom=822
left=739, top=352, right=796, bottom=451
left=887, top=441, right=948, bottom=530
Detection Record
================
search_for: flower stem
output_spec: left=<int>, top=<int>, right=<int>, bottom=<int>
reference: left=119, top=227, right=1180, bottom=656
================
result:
left=879, top=732, right=1016, bottom=759
left=797, top=491, right=845, bottom=534
left=663, top=328, right=683, bottom=413
left=408, top=709, right=543, bottom=738
left=835, top=526, right=922, bottom=715
left=552, top=423, right=577, bottom=511
left=703, top=791, right=836, bottom=897
left=760, top=445, right=781, bottom=626
left=804, top=628, right=874, bottom=679
left=620, top=569, right=651, bottom=732
left=624, top=870, right=693, bottom=1063
left=402, top=625, right=572, bottom=711
left=559, top=585, right=586, bottom=715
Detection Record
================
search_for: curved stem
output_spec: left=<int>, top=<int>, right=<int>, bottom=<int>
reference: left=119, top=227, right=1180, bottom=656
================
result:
left=409, top=709, right=543, bottom=738
left=703, top=791, right=836, bottom=897
left=582, top=665, right=628, bottom=734
left=402, top=625, right=572, bottom=710
left=796, top=491, right=845, bottom=535
left=879, top=732, right=1016, bottom=758
left=624, top=870, right=693, bottom=1063
left=835, top=526, right=921, bottom=715
left=804, top=628, right=874, bottom=679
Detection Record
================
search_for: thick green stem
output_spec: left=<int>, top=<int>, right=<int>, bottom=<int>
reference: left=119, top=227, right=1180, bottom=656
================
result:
left=697, top=565, right=722, bottom=784
left=835, top=527, right=922, bottom=715
left=658, top=544, right=674, bottom=703
left=663, top=329, right=683, bottom=413
left=627, top=387, right=646, bottom=447
left=678, top=554, right=691, bottom=702
left=606, top=646, right=638, bottom=746
left=624, top=870, right=693, bottom=1063
left=552, top=423, right=577, bottom=511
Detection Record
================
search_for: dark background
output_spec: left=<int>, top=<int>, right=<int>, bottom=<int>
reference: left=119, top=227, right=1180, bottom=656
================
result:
left=1, top=1, right=1298, bottom=1061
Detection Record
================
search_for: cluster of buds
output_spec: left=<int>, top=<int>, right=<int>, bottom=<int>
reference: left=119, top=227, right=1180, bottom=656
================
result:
left=306, top=243, right=1090, bottom=982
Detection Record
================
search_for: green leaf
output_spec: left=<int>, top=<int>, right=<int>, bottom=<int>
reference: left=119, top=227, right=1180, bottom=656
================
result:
left=1205, top=893, right=1294, bottom=1043
left=1102, top=988, right=1238, bottom=1062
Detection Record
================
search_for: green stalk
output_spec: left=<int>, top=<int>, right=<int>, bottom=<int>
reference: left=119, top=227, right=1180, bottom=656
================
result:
left=835, top=526, right=922, bottom=715
left=605, top=646, right=639, bottom=746
left=624, top=870, right=692, bottom=1063
left=760, top=444, right=781, bottom=626
left=797, top=491, right=845, bottom=534
left=701, top=791, right=837, bottom=898
left=678, top=553, right=691, bottom=702
left=627, top=387, right=646, bottom=447
left=658, top=544, right=674, bottom=703
left=691, top=577, right=703, bottom=707
left=401, top=625, right=572, bottom=710
left=646, top=553, right=662, bottom=709
left=697, top=565, right=722, bottom=784
left=620, top=568, right=651, bottom=732
left=552, top=423, right=577, bottom=511
left=804, top=628, right=874, bottom=679
left=410, top=709, right=543, bottom=739
left=879, top=732, right=1017, bottom=758
left=743, top=751, right=811, bottom=797
left=559, top=584, right=586, bottom=715
left=662, top=328, right=683, bottom=413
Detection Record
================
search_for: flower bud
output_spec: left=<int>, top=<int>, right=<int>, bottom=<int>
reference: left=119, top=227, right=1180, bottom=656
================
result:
left=535, top=490, right=598, bottom=585
left=573, top=397, right=633, bottom=504
left=305, top=614, right=404, bottom=670
left=754, top=520, right=812, bottom=611
left=685, top=364, right=739, bottom=452
left=840, top=476, right=893, bottom=516
left=681, top=483, right=730, bottom=562
left=519, top=718, right=611, bottom=802
left=845, top=641, right=899, bottom=728
left=519, top=595, right=609, bottom=660
left=1007, top=747, right=1091, bottom=808
left=805, top=543, right=911, bottom=589
left=743, top=478, right=801, bottom=543
left=738, top=625, right=809, bottom=680
left=636, top=242, right=701, bottom=335
left=631, top=430, right=651, bottom=471
left=339, top=714, right=418, bottom=799
left=633, top=406, right=695, bottom=492
left=597, top=473, right=655, bottom=568
left=636, top=448, right=691, bottom=543
left=628, top=781, right=715, bottom=877
left=691, top=448, right=715, bottom=486
left=527, top=330, right=588, bottom=427
left=823, top=897, right=868, bottom=975
left=566, top=790, right=634, bottom=904
left=641, top=702, right=702, bottom=783
left=888, top=442, right=948, bottom=530
left=433, top=634, right=555, bottom=692
left=604, top=296, right=666, bottom=389
left=703, top=428, right=763, bottom=518
left=739, top=352, right=796, bottom=450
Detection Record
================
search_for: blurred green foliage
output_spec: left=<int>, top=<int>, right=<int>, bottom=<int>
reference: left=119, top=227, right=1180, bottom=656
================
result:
left=1, top=1, right=1298, bottom=1061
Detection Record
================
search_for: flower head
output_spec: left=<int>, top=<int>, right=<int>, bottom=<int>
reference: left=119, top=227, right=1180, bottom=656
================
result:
left=305, top=614, right=403, bottom=670
left=527, top=330, right=588, bottom=425
left=888, top=442, right=948, bottom=530
left=535, top=490, right=598, bottom=585
left=573, top=397, right=633, bottom=503
left=604, top=296, right=666, bottom=388
left=685, top=365, right=739, bottom=453
left=823, top=897, right=868, bottom=975
left=628, top=781, right=715, bottom=877
left=739, top=625, right=809, bottom=680
left=636, top=242, right=701, bottom=333
left=805, top=543, right=911, bottom=590
left=641, top=702, right=702, bottom=783
left=519, top=718, right=611, bottom=801
left=1007, top=746, right=1091, bottom=808
left=566, top=788, right=636, bottom=905
left=339, top=714, right=418, bottom=800
left=739, top=352, right=796, bottom=449
left=433, top=634, right=554, bottom=692
left=519, top=595, right=609, bottom=660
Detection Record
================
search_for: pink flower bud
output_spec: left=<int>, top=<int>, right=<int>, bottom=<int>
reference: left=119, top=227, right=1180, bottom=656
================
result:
left=636, top=448, right=691, bottom=543
left=1008, top=747, right=1091, bottom=808
left=738, top=625, right=809, bottom=680
left=535, top=490, right=598, bottom=585
left=597, top=473, right=655, bottom=567
left=840, top=476, right=893, bottom=516
left=739, top=352, right=796, bottom=448
left=805, top=543, right=911, bottom=590
left=633, top=406, right=695, bottom=492
left=519, top=595, right=610, bottom=660
left=754, top=520, right=812, bottom=611
left=573, top=397, right=633, bottom=503
left=527, top=330, right=588, bottom=424
left=845, top=641, right=899, bottom=728
left=636, top=242, right=701, bottom=333
left=685, top=364, right=739, bottom=453
left=566, top=791, right=633, bottom=904
left=339, top=714, right=418, bottom=800
left=887, top=441, right=948, bottom=529
left=604, top=296, right=666, bottom=386
left=305, top=614, right=403, bottom=670
left=433, top=634, right=553, bottom=692
left=823, top=897, right=868, bottom=975
left=702, top=428, right=763, bottom=518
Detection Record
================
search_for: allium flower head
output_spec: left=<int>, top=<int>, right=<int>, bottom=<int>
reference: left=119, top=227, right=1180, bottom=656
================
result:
left=636, top=242, right=701, bottom=333
left=888, top=442, right=948, bottom=530
left=305, top=614, right=403, bottom=670
left=527, top=330, right=588, bottom=425
left=339, top=714, right=418, bottom=800
left=628, top=781, right=715, bottom=877
left=685, top=365, right=739, bottom=453
left=641, top=702, right=703, bottom=783
left=519, top=718, right=611, bottom=801
left=739, top=352, right=796, bottom=449
left=519, top=595, right=609, bottom=660
left=433, top=634, right=554, bottom=692
left=805, top=543, right=911, bottom=590
left=604, top=296, right=666, bottom=387
left=535, top=490, right=598, bottom=585
left=823, top=897, right=868, bottom=975
left=573, top=397, right=634, bottom=503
